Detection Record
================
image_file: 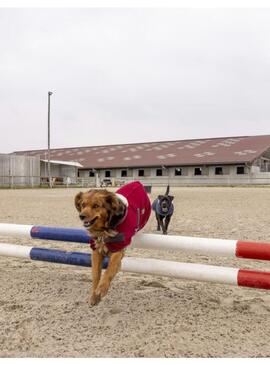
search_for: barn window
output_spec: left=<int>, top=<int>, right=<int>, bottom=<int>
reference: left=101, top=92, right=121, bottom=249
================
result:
left=156, top=169, right=163, bottom=176
left=215, top=167, right=223, bottom=175
left=194, top=167, right=202, bottom=176
left=89, top=170, right=95, bottom=177
left=175, top=168, right=182, bottom=176
left=105, top=170, right=111, bottom=178
left=138, top=169, right=144, bottom=177
left=236, top=166, right=245, bottom=174
left=121, top=170, right=127, bottom=177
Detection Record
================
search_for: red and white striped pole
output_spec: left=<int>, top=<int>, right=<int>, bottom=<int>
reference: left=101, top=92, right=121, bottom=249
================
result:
left=122, top=257, right=270, bottom=291
left=132, top=234, right=270, bottom=261
left=0, top=242, right=270, bottom=290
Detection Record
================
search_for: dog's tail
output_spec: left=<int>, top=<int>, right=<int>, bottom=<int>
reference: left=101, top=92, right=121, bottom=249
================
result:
left=165, top=185, right=170, bottom=195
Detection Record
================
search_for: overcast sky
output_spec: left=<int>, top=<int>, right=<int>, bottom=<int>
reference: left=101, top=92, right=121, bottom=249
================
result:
left=1, top=7, right=270, bottom=153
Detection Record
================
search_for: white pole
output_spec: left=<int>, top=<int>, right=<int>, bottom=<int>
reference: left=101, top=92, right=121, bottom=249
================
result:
left=122, top=257, right=238, bottom=286
left=132, top=233, right=237, bottom=257
left=0, top=223, right=244, bottom=258
left=0, top=242, right=239, bottom=286
left=0, top=223, right=33, bottom=237
left=0, top=243, right=32, bottom=258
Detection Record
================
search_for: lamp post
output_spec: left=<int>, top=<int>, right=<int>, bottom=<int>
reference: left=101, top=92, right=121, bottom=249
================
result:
left=47, top=91, right=53, bottom=188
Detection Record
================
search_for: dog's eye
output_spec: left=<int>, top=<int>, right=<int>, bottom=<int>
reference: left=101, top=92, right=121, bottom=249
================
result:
left=92, top=203, right=100, bottom=209
left=81, top=202, right=86, bottom=208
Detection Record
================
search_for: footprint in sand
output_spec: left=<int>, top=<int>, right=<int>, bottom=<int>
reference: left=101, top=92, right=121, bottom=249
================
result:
left=134, top=280, right=167, bottom=293
left=221, top=296, right=270, bottom=314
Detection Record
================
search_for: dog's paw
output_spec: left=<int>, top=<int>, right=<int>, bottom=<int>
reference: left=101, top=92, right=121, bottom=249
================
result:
left=95, top=282, right=109, bottom=299
left=89, top=293, right=101, bottom=306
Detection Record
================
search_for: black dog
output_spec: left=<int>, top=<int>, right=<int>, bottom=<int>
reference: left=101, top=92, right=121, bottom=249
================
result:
left=151, top=185, right=174, bottom=235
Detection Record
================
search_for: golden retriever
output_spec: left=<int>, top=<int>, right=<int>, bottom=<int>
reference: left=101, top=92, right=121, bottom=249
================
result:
left=75, top=181, right=151, bottom=306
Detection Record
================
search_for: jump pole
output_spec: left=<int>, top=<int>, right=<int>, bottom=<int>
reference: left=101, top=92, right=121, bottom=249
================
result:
left=0, top=242, right=270, bottom=290
left=0, top=223, right=270, bottom=261
left=0, top=223, right=123, bottom=244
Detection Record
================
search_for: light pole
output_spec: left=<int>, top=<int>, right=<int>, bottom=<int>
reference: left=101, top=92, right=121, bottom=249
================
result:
left=47, top=91, right=53, bottom=188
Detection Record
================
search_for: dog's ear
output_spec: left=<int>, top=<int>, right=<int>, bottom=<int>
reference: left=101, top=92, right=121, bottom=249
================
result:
left=106, top=193, right=125, bottom=215
left=105, top=193, right=126, bottom=227
left=113, top=199, right=126, bottom=217
left=87, top=189, right=96, bottom=194
left=158, top=195, right=164, bottom=200
left=74, top=192, right=83, bottom=212
left=105, top=194, right=113, bottom=205
left=168, top=195, right=174, bottom=201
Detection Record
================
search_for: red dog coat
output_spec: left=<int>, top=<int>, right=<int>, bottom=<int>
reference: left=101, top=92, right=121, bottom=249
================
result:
left=90, top=181, right=151, bottom=252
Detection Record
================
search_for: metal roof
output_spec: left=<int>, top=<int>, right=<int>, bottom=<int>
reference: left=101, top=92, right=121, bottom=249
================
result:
left=41, top=159, right=83, bottom=168
left=14, top=135, right=270, bottom=169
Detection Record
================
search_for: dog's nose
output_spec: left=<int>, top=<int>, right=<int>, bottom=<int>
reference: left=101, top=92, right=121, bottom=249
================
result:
left=79, top=213, right=86, bottom=221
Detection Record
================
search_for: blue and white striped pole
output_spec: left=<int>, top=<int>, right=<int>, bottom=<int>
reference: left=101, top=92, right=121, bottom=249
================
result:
left=1, top=223, right=270, bottom=262
left=0, top=223, right=123, bottom=244
left=0, top=242, right=109, bottom=268
left=1, top=242, right=270, bottom=290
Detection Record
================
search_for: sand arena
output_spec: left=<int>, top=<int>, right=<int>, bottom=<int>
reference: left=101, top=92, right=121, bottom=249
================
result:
left=0, top=186, right=270, bottom=357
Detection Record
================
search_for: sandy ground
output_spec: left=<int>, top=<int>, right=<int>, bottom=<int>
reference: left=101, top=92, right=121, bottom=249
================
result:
left=0, top=186, right=270, bottom=357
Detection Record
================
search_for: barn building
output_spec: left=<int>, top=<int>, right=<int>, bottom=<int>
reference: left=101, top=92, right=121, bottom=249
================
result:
left=14, top=134, right=270, bottom=186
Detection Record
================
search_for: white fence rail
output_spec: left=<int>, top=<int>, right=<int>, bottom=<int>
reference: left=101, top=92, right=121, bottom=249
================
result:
left=1, top=174, right=270, bottom=188
left=0, top=176, right=96, bottom=188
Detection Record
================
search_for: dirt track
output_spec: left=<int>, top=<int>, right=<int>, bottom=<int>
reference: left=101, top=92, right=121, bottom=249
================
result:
left=0, top=186, right=270, bottom=357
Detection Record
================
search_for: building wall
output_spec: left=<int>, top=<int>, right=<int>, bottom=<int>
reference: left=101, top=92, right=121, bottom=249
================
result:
left=0, top=154, right=40, bottom=187
left=41, top=162, right=61, bottom=177
left=2, top=155, right=267, bottom=187
left=78, top=169, right=89, bottom=178
left=41, top=162, right=78, bottom=178
left=79, top=164, right=250, bottom=179
left=77, top=162, right=270, bottom=186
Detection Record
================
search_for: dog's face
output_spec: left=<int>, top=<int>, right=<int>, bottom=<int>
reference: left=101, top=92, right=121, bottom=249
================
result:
left=75, top=189, right=125, bottom=238
left=158, top=195, right=174, bottom=214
